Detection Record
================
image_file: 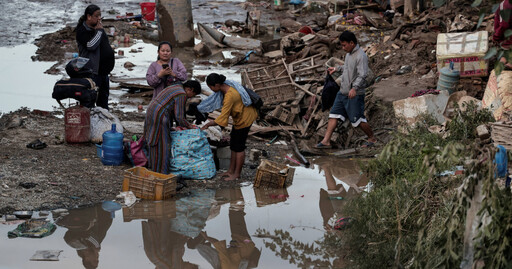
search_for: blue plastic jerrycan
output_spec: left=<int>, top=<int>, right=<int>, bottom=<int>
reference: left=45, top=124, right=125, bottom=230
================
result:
left=101, top=124, right=124, bottom=166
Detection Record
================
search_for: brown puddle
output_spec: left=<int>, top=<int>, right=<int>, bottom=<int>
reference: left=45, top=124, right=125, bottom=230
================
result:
left=0, top=157, right=368, bottom=268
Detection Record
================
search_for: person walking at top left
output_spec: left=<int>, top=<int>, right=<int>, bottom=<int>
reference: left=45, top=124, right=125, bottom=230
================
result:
left=76, top=4, right=115, bottom=110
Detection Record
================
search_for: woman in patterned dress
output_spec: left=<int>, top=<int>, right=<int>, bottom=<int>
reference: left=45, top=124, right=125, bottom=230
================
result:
left=144, top=80, right=202, bottom=174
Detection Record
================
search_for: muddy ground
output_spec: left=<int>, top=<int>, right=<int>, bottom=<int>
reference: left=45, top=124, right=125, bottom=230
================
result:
left=0, top=107, right=298, bottom=215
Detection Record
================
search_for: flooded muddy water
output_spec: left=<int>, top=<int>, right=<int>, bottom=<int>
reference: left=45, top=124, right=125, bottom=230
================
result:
left=0, top=0, right=260, bottom=114
left=0, top=158, right=368, bottom=268
left=0, top=44, right=59, bottom=114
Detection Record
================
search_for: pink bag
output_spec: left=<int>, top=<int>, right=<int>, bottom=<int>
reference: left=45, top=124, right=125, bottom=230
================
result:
left=130, top=136, right=148, bottom=167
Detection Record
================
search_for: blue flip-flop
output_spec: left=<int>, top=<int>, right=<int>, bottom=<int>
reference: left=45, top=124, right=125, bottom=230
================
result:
left=315, top=142, right=332, bottom=149
left=361, top=141, right=375, bottom=148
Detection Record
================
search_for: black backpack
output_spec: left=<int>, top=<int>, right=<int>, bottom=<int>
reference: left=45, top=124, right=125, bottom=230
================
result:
left=52, top=78, right=97, bottom=108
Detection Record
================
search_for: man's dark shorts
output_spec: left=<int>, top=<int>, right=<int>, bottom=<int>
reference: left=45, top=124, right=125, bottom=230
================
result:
left=329, top=91, right=367, bottom=127
left=230, top=126, right=251, bottom=152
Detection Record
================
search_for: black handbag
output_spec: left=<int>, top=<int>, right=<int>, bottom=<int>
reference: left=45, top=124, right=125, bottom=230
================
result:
left=321, top=74, right=340, bottom=111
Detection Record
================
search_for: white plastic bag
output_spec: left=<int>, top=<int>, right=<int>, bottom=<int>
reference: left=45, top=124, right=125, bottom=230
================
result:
left=90, top=107, right=123, bottom=143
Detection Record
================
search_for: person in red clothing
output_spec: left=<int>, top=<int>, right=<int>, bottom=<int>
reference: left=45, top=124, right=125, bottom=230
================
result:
left=493, top=0, right=512, bottom=69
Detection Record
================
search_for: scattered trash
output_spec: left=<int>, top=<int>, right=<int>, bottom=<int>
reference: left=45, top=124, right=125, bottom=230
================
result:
left=30, top=250, right=63, bottom=261
left=334, top=217, right=353, bottom=230
left=8, top=219, right=56, bottom=238
left=101, top=201, right=122, bottom=218
left=3, top=215, right=18, bottom=221
left=395, top=65, right=412, bottom=75
left=39, top=211, right=49, bottom=216
left=51, top=209, right=69, bottom=217
left=13, top=211, right=33, bottom=219
left=439, top=166, right=464, bottom=177
left=18, top=182, right=37, bottom=189
left=116, top=191, right=137, bottom=207
left=285, top=154, right=302, bottom=165
left=411, top=89, right=440, bottom=98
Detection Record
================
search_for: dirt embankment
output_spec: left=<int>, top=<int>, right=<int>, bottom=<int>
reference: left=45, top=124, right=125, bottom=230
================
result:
left=0, top=108, right=289, bottom=215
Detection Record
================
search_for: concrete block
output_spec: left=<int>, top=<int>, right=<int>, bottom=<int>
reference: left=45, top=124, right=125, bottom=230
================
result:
left=476, top=124, right=490, bottom=139
left=217, top=146, right=231, bottom=159
left=393, top=90, right=450, bottom=126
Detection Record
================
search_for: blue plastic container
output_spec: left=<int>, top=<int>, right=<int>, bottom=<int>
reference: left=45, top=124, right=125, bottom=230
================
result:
left=101, top=124, right=124, bottom=166
left=437, top=62, right=460, bottom=94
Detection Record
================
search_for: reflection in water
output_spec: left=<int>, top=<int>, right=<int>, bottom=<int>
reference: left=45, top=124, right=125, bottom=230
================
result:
left=140, top=189, right=215, bottom=269
left=255, top=157, right=368, bottom=267
left=314, top=156, right=368, bottom=230
left=55, top=205, right=113, bottom=269
left=139, top=188, right=260, bottom=269
left=44, top=159, right=367, bottom=268
left=187, top=188, right=261, bottom=269
left=143, top=220, right=197, bottom=269
left=253, top=187, right=289, bottom=207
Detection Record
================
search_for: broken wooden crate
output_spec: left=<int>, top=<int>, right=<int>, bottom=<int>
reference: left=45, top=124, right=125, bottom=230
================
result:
left=288, top=54, right=327, bottom=82
left=122, top=167, right=177, bottom=200
left=241, top=59, right=298, bottom=105
left=254, top=159, right=295, bottom=188
left=123, top=200, right=177, bottom=222
left=266, top=104, right=296, bottom=125
left=253, top=187, right=289, bottom=207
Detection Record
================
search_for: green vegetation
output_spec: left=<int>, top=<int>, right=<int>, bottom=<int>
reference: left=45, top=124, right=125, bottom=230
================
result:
left=342, top=103, right=511, bottom=268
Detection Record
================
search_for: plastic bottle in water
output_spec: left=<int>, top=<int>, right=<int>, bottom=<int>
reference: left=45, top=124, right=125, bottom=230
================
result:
left=64, top=52, right=79, bottom=59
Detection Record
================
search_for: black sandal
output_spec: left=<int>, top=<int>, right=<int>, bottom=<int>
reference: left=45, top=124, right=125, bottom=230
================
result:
left=26, top=139, right=47, bottom=150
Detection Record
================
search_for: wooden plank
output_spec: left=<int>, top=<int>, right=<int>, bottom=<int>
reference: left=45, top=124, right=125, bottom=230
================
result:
left=249, top=126, right=300, bottom=135
left=301, top=95, right=320, bottom=136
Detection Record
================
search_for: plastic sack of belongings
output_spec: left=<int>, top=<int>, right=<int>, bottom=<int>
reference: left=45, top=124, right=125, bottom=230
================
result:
left=90, top=107, right=123, bottom=143
left=169, top=128, right=216, bottom=179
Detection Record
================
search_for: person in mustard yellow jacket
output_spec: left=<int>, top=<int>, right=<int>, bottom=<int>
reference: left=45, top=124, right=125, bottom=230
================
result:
left=201, top=73, right=258, bottom=181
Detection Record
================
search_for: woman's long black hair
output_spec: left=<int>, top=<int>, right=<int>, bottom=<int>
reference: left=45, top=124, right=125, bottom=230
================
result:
left=75, top=5, right=100, bottom=31
left=206, top=73, right=226, bottom=86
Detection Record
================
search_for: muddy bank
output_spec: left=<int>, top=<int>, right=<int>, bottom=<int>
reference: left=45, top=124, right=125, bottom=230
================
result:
left=0, top=108, right=291, bottom=215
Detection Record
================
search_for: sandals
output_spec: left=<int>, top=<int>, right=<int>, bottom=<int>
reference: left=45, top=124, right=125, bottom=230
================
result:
left=361, top=141, right=375, bottom=148
left=26, top=139, right=47, bottom=150
left=315, top=142, right=332, bottom=149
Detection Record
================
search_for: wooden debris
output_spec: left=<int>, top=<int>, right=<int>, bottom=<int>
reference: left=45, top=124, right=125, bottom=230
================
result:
left=360, top=9, right=393, bottom=29
left=266, top=105, right=296, bottom=125
left=110, top=77, right=152, bottom=91
left=288, top=54, right=328, bottom=83
left=241, top=59, right=299, bottom=104
left=491, top=122, right=512, bottom=150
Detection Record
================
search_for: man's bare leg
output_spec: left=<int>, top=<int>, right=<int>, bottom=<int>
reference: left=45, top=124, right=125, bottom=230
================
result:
left=319, top=118, right=339, bottom=146
left=359, top=122, right=377, bottom=143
